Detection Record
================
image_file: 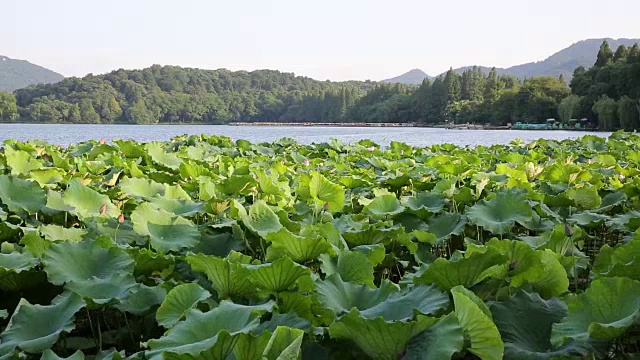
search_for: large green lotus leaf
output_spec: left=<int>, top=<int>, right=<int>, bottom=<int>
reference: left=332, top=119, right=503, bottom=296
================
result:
left=364, top=195, right=405, bottom=216
left=248, top=256, right=311, bottom=293
left=309, top=172, right=344, bottom=212
left=607, top=210, right=640, bottom=231
left=359, top=285, right=449, bottom=322
left=427, top=212, right=467, bottom=243
left=491, top=291, right=588, bottom=360
left=148, top=197, right=204, bottom=217
left=319, top=248, right=375, bottom=285
left=39, top=224, right=86, bottom=242
left=43, top=241, right=137, bottom=302
left=119, top=177, right=165, bottom=199
left=565, top=187, right=601, bottom=210
left=232, top=200, right=283, bottom=238
left=3, top=147, right=43, bottom=175
left=551, top=277, right=640, bottom=345
left=0, top=174, right=46, bottom=214
left=567, top=211, right=609, bottom=227
left=19, top=232, right=50, bottom=258
left=328, top=310, right=437, bottom=360
left=30, top=168, right=64, bottom=187
left=0, top=252, right=38, bottom=275
left=595, top=191, right=627, bottom=212
left=252, top=312, right=311, bottom=335
left=114, top=283, right=166, bottom=316
left=65, top=273, right=137, bottom=304
left=233, top=332, right=272, bottom=360
left=403, top=192, right=445, bottom=213
left=262, top=326, right=304, bottom=360
left=146, top=300, right=273, bottom=359
left=593, top=240, right=640, bottom=280
left=0, top=292, right=84, bottom=355
left=193, top=232, right=244, bottom=257
left=43, top=241, right=134, bottom=284
left=452, top=287, right=504, bottom=360
left=186, top=253, right=255, bottom=299
left=146, top=142, right=182, bottom=170
left=156, top=283, right=211, bottom=328
left=41, top=349, right=85, bottom=360
left=131, top=203, right=200, bottom=253
left=479, top=239, right=569, bottom=298
left=265, top=228, right=332, bottom=263
left=218, top=174, right=258, bottom=196
left=62, top=180, right=119, bottom=219
left=466, top=189, right=532, bottom=235
left=316, top=275, right=397, bottom=315
left=45, top=189, right=75, bottom=213
left=415, top=247, right=507, bottom=290
left=404, top=313, right=464, bottom=360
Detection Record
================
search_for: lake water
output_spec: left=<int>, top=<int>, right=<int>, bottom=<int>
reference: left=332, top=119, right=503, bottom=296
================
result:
left=0, top=124, right=611, bottom=147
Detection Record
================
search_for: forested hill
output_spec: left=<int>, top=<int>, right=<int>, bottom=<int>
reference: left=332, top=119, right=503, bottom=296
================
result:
left=0, top=55, right=64, bottom=92
left=6, top=66, right=377, bottom=124
left=384, top=38, right=640, bottom=84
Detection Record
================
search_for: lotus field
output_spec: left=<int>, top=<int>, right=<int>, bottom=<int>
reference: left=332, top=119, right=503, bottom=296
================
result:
left=1, top=132, right=640, bottom=359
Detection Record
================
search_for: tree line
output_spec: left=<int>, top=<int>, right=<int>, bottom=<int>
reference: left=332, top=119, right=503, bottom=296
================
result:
left=0, top=41, right=638, bottom=130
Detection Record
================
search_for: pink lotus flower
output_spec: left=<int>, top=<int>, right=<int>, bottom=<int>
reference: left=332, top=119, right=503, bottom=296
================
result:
left=118, top=214, right=125, bottom=223
left=400, top=151, right=404, bottom=156
left=323, top=202, right=329, bottom=210
left=367, top=146, right=375, bottom=151
left=99, top=138, right=106, bottom=145
left=303, top=160, right=310, bottom=166
left=99, top=204, right=108, bottom=215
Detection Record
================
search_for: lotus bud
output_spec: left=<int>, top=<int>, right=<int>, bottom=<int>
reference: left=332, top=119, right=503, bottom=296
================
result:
left=43, top=154, right=50, bottom=162
left=323, top=202, right=329, bottom=211
left=118, top=214, right=125, bottom=223
left=368, top=146, right=375, bottom=151
left=99, top=138, right=106, bottom=145
left=400, top=150, right=404, bottom=156
left=100, top=204, right=108, bottom=215
left=619, top=174, right=625, bottom=181
left=303, top=159, right=310, bottom=166
left=564, top=223, right=573, bottom=237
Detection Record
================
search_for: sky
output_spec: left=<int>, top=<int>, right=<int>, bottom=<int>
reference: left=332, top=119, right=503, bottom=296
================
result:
left=3, top=0, right=640, bottom=81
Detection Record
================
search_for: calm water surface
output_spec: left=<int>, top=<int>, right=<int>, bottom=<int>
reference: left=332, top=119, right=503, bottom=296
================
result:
left=0, top=124, right=611, bottom=147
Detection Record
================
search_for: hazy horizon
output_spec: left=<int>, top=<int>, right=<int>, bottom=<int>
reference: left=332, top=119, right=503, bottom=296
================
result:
left=4, top=0, right=640, bottom=81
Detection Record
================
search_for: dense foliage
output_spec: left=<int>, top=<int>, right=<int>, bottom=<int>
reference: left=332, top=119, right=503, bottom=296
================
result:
left=1, top=132, right=640, bottom=359
left=569, top=41, right=640, bottom=130
left=3, top=67, right=373, bottom=125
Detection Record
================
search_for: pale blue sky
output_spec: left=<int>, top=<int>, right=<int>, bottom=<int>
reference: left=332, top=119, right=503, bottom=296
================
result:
left=3, top=0, right=639, bottom=81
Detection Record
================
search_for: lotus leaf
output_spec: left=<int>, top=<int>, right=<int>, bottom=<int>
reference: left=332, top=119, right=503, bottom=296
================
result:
left=466, top=189, right=532, bottom=234
left=0, top=174, right=46, bottom=214
left=156, top=283, right=211, bottom=328
left=131, top=203, right=200, bottom=253
left=491, top=291, right=588, bottom=359
left=0, top=292, right=84, bottom=355
left=551, top=277, right=640, bottom=345
left=452, top=287, right=504, bottom=360
left=309, top=172, right=344, bottom=212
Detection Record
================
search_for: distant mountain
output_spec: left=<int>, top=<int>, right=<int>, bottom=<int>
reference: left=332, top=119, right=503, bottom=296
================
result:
left=0, top=55, right=64, bottom=92
left=383, top=38, right=640, bottom=84
left=381, top=68, right=432, bottom=85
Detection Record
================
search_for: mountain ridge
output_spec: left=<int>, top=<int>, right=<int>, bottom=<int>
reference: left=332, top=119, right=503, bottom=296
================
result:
left=382, top=38, right=640, bottom=84
left=0, top=55, right=65, bottom=92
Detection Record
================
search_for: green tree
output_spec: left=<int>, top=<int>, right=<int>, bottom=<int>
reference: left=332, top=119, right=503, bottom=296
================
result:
left=484, top=68, right=499, bottom=103
left=127, top=99, right=155, bottom=124
left=628, top=44, right=640, bottom=64
left=613, top=45, right=629, bottom=63
left=592, top=95, right=619, bottom=130
left=595, top=40, right=614, bottom=67
left=558, top=95, right=582, bottom=123
left=618, top=96, right=640, bottom=130
left=80, top=99, right=101, bottom=123
left=0, top=92, right=18, bottom=121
